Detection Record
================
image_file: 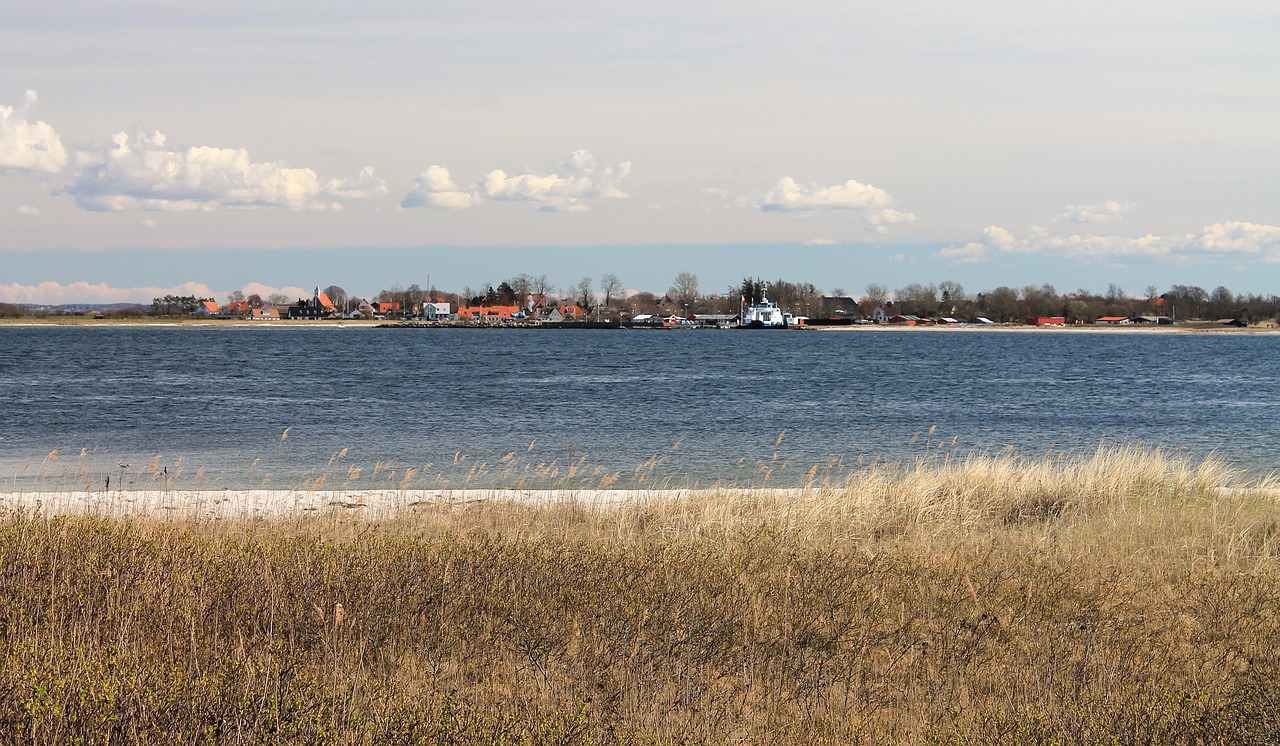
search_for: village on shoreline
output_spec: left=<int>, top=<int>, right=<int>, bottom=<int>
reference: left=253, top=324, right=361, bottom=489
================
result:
left=5, top=275, right=1278, bottom=331
left=3, top=314, right=1274, bottom=334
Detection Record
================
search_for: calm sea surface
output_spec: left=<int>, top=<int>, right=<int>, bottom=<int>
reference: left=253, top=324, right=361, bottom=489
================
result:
left=2, top=326, right=1277, bottom=489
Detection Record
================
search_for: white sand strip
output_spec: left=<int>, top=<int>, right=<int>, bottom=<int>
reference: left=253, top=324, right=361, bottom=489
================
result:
left=0, top=487, right=803, bottom=519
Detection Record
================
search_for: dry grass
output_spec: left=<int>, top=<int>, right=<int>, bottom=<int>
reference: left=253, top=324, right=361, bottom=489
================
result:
left=2, top=446, right=1278, bottom=744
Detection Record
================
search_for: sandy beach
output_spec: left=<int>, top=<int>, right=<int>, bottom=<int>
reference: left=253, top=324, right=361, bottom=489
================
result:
left=0, top=486, right=805, bottom=519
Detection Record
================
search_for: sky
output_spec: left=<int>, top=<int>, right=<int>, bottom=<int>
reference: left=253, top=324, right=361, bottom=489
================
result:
left=1, top=1, right=1278, bottom=304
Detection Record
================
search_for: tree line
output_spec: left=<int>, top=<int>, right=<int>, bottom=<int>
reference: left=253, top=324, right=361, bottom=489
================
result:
left=5, top=275, right=1272, bottom=323
left=336, top=275, right=1278, bottom=324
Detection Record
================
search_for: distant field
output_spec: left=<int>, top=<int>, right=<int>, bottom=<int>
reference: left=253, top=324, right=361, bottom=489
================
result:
left=1, top=447, right=1278, bottom=744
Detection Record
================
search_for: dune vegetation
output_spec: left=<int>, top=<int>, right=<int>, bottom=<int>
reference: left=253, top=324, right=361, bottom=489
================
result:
left=1, top=446, right=1278, bottom=744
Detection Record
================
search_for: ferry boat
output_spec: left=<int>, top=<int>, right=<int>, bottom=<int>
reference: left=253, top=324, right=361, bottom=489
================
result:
left=742, top=294, right=788, bottom=328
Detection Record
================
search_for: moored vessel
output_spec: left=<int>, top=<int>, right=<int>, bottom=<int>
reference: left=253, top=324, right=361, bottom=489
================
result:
left=741, top=294, right=788, bottom=328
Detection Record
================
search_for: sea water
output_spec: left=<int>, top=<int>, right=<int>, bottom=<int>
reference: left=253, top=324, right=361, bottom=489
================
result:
left=2, top=326, right=1277, bottom=489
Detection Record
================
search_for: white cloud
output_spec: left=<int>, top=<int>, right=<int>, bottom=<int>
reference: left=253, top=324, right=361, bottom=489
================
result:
left=400, top=166, right=482, bottom=209
left=936, top=221, right=1280, bottom=264
left=401, top=150, right=631, bottom=212
left=981, top=225, right=1018, bottom=250
left=237, top=282, right=310, bottom=301
left=322, top=166, right=389, bottom=203
left=804, top=237, right=837, bottom=245
left=61, top=130, right=386, bottom=212
left=758, top=177, right=916, bottom=229
left=14, top=204, right=39, bottom=217
left=1187, top=221, right=1280, bottom=257
left=864, top=208, right=916, bottom=226
left=138, top=218, right=157, bottom=229
left=1057, top=200, right=1136, bottom=224
left=936, top=225, right=1016, bottom=262
left=0, top=280, right=217, bottom=305
left=0, top=91, right=67, bottom=175
left=935, top=242, right=987, bottom=263
left=0, top=280, right=311, bottom=305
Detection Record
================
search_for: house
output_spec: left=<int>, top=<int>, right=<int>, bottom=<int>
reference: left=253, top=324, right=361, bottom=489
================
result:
left=1130, top=315, right=1173, bottom=325
left=224, top=301, right=252, bottom=317
left=1216, top=318, right=1248, bottom=327
left=194, top=300, right=220, bottom=316
left=250, top=308, right=281, bottom=320
left=888, top=314, right=926, bottom=325
left=872, top=306, right=892, bottom=323
left=421, top=301, right=452, bottom=320
left=456, top=305, right=520, bottom=321
left=525, top=293, right=548, bottom=309
left=558, top=304, right=586, bottom=319
left=1026, top=316, right=1066, bottom=326
left=694, top=314, right=741, bottom=328
left=1095, top=316, right=1129, bottom=325
left=972, top=317, right=995, bottom=325
left=287, top=301, right=327, bottom=320
left=376, top=301, right=401, bottom=317
left=821, top=296, right=860, bottom=316
left=287, top=289, right=337, bottom=320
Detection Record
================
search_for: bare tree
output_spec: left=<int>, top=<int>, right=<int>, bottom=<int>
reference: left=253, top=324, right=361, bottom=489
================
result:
left=266, top=293, right=289, bottom=306
left=864, top=283, right=888, bottom=309
left=894, top=283, right=939, bottom=316
left=575, top=276, right=594, bottom=309
left=936, top=281, right=965, bottom=315
left=627, top=292, right=659, bottom=314
left=322, top=285, right=346, bottom=310
left=1207, top=285, right=1235, bottom=319
left=600, top=273, right=623, bottom=308
left=1020, top=284, right=1059, bottom=318
left=983, top=286, right=1020, bottom=322
left=670, top=272, right=699, bottom=310
left=510, top=275, right=533, bottom=306
left=225, top=289, right=246, bottom=306
left=403, top=284, right=426, bottom=314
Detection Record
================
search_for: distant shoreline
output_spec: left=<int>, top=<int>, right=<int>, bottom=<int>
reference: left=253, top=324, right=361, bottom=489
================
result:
left=0, top=318, right=1275, bottom=334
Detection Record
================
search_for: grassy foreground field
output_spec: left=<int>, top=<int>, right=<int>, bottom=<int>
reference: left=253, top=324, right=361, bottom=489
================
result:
left=2, top=447, right=1279, bottom=744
